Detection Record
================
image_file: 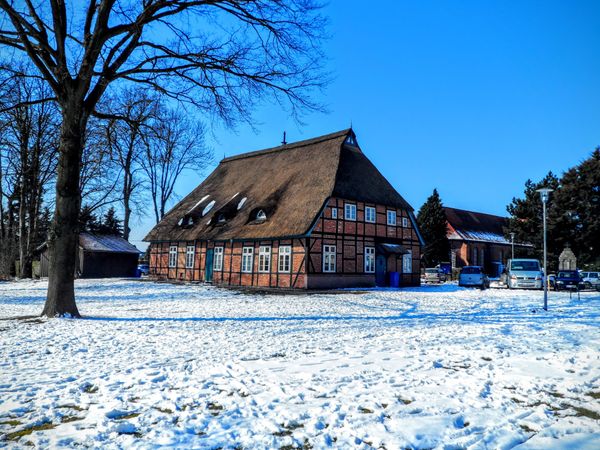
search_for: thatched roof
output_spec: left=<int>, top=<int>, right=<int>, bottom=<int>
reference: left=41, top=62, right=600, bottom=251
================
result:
left=144, top=129, right=413, bottom=242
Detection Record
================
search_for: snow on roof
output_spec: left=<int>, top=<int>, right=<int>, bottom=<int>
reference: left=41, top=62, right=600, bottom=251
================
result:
left=79, top=233, right=141, bottom=254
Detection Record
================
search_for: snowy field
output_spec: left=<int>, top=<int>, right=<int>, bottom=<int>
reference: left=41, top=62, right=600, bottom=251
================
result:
left=1, top=279, right=599, bottom=449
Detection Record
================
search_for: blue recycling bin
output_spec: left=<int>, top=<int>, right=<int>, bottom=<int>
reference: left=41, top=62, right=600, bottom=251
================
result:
left=389, top=271, right=400, bottom=287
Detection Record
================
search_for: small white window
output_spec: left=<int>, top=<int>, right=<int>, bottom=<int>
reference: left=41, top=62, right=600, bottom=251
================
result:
left=402, top=250, right=412, bottom=274
left=256, top=210, right=267, bottom=221
left=202, top=200, right=216, bottom=216
left=331, top=207, right=337, bottom=219
left=323, top=245, right=336, bottom=272
left=169, top=245, right=177, bottom=268
left=365, top=206, right=376, bottom=223
left=258, top=246, right=271, bottom=272
left=242, top=247, right=254, bottom=273
left=387, top=210, right=397, bottom=226
left=185, top=245, right=195, bottom=269
left=345, top=203, right=356, bottom=221
left=402, top=217, right=408, bottom=227
left=364, top=247, right=375, bottom=273
left=213, top=247, right=224, bottom=271
left=278, top=246, right=291, bottom=273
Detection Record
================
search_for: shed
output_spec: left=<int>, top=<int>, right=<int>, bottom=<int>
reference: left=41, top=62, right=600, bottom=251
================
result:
left=39, top=233, right=141, bottom=278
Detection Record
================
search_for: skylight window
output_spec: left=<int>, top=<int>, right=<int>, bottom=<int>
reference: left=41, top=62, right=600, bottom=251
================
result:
left=202, top=200, right=215, bottom=216
left=237, top=197, right=247, bottom=210
left=256, top=210, right=267, bottom=221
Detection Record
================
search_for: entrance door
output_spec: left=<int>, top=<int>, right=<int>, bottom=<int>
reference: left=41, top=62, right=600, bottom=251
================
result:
left=205, top=249, right=214, bottom=282
left=375, top=254, right=387, bottom=286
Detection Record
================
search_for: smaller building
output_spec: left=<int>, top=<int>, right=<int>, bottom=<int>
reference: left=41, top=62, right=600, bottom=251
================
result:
left=558, top=247, right=577, bottom=270
left=39, top=233, right=141, bottom=278
left=444, top=207, right=532, bottom=275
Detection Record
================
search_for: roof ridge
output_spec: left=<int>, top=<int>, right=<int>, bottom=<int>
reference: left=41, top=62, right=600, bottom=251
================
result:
left=443, top=206, right=507, bottom=220
left=221, top=129, right=351, bottom=163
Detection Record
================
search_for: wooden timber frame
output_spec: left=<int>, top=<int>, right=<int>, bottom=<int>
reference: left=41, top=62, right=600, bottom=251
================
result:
left=148, top=196, right=421, bottom=289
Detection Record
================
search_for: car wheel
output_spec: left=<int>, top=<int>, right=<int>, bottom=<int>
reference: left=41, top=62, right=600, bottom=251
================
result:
left=585, top=282, right=592, bottom=289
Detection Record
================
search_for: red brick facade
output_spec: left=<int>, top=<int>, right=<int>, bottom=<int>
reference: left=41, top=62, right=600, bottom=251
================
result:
left=148, top=196, right=421, bottom=288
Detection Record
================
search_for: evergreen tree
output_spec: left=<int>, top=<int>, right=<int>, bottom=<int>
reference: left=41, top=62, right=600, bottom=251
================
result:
left=417, top=189, right=450, bottom=267
left=99, top=207, right=123, bottom=236
left=78, top=205, right=101, bottom=233
left=552, top=149, right=600, bottom=268
left=506, top=172, right=560, bottom=269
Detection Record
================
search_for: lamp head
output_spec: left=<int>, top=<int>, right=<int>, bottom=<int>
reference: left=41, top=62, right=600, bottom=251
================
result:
left=536, top=187, right=553, bottom=203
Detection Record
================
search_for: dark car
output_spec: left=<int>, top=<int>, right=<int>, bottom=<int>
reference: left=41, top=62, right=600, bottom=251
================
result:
left=137, top=264, right=150, bottom=276
left=554, top=270, right=584, bottom=291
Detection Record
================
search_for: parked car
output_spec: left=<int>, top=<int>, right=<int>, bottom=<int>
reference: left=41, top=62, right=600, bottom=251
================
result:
left=137, top=264, right=150, bottom=276
left=506, top=259, right=543, bottom=290
left=580, top=271, right=600, bottom=289
left=458, top=266, right=490, bottom=289
left=424, top=268, right=446, bottom=283
left=554, top=270, right=585, bottom=291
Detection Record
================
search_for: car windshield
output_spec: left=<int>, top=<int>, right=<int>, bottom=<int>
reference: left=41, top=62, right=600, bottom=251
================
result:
left=558, top=271, right=578, bottom=278
left=510, top=261, right=540, bottom=271
left=461, top=267, right=481, bottom=274
left=425, top=269, right=438, bottom=274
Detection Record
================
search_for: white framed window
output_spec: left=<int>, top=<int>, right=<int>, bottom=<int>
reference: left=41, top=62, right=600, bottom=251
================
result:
left=402, top=250, right=412, bottom=273
left=213, top=247, right=224, bottom=271
left=387, top=210, right=397, bottom=226
left=278, top=246, right=291, bottom=273
left=365, top=206, right=376, bottom=223
left=344, top=203, right=356, bottom=221
left=364, top=247, right=375, bottom=273
left=258, top=246, right=271, bottom=272
left=185, top=245, right=195, bottom=269
left=323, top=245, right=336, bottom=272
left=331, top=207, right=337, bottom=219
left=242, top=247, right=254, bottom=273
left=402, top=217, right=408, bottom=227
left=169, top=245, right=177, bottom=268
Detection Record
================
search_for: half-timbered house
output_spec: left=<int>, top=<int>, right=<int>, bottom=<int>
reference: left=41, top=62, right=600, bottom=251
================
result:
left=144, top=129, right=424, bottom=289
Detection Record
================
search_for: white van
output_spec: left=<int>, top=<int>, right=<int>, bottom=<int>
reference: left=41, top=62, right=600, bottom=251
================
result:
left=506, top=259, right=543, bottom=289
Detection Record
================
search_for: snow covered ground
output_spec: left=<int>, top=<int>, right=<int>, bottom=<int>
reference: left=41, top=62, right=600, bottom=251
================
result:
left=0, top=279, right=599, bottom=449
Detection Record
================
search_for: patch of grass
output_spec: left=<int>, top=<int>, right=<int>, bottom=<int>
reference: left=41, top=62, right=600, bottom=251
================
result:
left=381, top=403, right=388, bottom=409
left=511, top=397, right=524, bottom=404
left=586, top=391, right=600, bottom=399
left=0, top=419, right=22, bottom=426
left=571, top=406, right=600, bottom=420
left=153, top=407, right=174, bottom=414
left=481, top=356, right=493, bottom=361
left=273, top=422, right=304, bottom=437
left=5, top=422, right=57, bottom=441
left=519, top=424, right=536, bottom=433
left=56, top=404, right=85, bottom=412
left=358, top=407, right=374, bottom=414
left=397, top=396, right=412, bottom=405
left=60, top=416, right=84, bottom=424
left=116, top=412, right=140, bottom=421
left=207, top=402, right=223, bottom=416
left=549, top=392, right=565, bottom=398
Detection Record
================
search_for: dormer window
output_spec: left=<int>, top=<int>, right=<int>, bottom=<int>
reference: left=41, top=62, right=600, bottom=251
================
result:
left=256, top=210, right=267, bottom=221
left=217, top=213, right=226, bottom=223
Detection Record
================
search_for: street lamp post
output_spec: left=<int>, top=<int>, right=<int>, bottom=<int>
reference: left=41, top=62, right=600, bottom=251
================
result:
left=510, top=232, right=515, bottom=260
left=536, top=188, right=553, bottom=311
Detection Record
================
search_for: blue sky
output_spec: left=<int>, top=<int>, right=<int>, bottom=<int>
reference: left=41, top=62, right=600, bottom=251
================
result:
left=130, top=0, right=600, bottom=249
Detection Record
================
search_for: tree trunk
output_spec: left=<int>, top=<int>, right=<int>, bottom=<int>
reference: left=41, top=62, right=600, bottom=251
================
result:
left=42, top=108, right=86, bottom=318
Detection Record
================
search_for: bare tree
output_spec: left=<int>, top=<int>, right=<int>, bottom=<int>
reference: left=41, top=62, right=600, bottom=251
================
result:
left=0, top=75, right=58, bottom=278
left=142, top=104, right=212, bottom=223
left=0, top=0, right=327, bottom=317
left=99, top=88, right=158, bottom=240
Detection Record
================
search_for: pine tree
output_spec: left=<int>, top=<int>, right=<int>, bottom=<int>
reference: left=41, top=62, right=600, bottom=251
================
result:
left=99, top=207, right=123, bottom=236
left=506, top=172, right=560, bottom=269
left=417, top=189, right=450, bottom=267
left=552, top=149, right=600, bottom=268
left=78, top=205, right=101, bottom=234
